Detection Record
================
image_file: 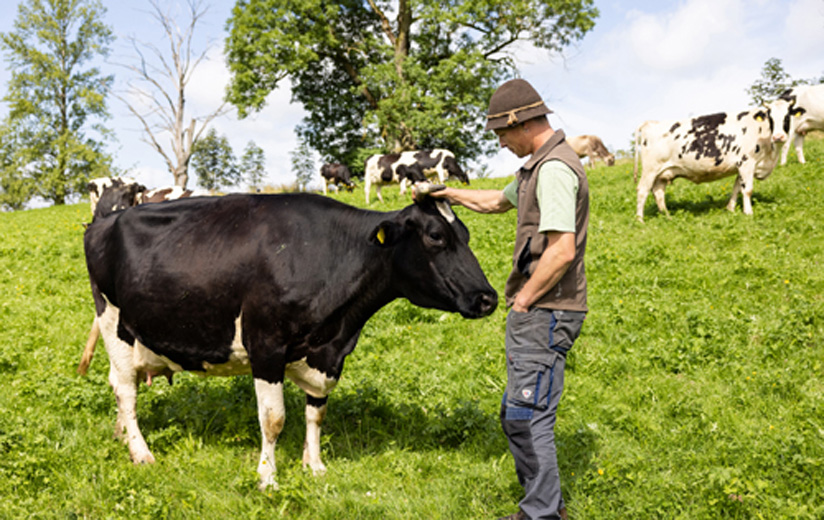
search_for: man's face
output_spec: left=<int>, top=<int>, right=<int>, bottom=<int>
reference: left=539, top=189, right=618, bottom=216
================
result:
left=494, top=124, right=531, bottom=158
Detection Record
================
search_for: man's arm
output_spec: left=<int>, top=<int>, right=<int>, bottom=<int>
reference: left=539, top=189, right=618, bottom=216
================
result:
left=428, top=186, right=514, bottom=214
left=511, top=231, right=576, bottom=312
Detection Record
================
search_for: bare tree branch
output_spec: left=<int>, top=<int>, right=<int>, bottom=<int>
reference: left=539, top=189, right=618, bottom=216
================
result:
left=113, top=0, right=230, bottom=187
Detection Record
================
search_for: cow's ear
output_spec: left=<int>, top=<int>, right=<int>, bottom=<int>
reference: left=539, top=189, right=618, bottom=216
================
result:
left=370, top=221, right=403, bottom=247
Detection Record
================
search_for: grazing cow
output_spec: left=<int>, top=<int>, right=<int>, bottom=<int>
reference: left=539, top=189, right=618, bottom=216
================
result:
left=568, top=135, right=615, bottom=167
left=88, top=177, right=146, bottom=219
left=768, top=84, right=824, bottom=165
left=80, top=192, right=497, bottom=489
left=320, top=163, right=356, bottom=194
left=364, top=149, right=469, bottom=203
left=633, top=109, right=779, bottom=221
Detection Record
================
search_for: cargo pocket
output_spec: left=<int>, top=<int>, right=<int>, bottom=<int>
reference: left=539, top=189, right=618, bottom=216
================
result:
left=504, top=355, right=557, bottom=422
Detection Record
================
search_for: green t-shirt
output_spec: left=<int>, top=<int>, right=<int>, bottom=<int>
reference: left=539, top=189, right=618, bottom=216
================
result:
left=503, top=160, right=578, bottom=233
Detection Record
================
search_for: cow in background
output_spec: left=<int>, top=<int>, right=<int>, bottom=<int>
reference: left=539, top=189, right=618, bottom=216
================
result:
left=320, top=163, right=356, bottom=194
left=568, top=135, right=615, bottom=167
left=768, top=84, right=824, bottom=165
left=88, top=177, right=146, bottom=219
left=138, top=186, right=196, bottom=204
left=633, top=109, right=779, bottom=221
left=364, top=149, right=468, bottom=203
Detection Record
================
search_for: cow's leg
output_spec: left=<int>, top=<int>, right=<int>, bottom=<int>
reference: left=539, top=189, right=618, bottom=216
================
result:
left=303, top=395, right=328, bottom=475
left=376, top=184, right=384, bottom=203
left=323, top=180, right=328, bottom=195
left=792, top=133, right=805, bottom=164
left=779, top=140, right=790, bottom=166
left=651, top=177, right=669, bottom=216
left=399, top=177, right=408, bottom=195
left=364, top=178, right=371, bottom=204
left=636, top=173, right=657, bottom=221
left=254, top=378, right=285, bottom=490
left=98, top=307, right=154, bottom=464
left=726, top=174, right=742, bottom=212
left=734, top=170, right=756, bottom=215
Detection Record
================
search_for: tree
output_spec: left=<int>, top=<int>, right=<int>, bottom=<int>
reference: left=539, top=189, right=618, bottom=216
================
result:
left=190, top=128, right=239, bottom=191
left=0, top=0, right=115, bottom=206
left=225, top=0, right=598, bottom=169
left=240, top=140, right=267, bottom=191
left=747, top=58, right=798, bottom=106
left=290, top=139, right=315, bottom=192
left=118, top=0, right=228, bottom=188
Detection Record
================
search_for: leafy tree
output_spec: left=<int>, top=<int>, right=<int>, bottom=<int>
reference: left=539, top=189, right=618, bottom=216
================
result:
left=190, top=128, right=239, bottom=191
left=0, top=0, right=115, bottom=206
left=747, top=57, right=824, bottom=106
left=290, top=139, right=315, bottom=192
left=240, top=140, right=267, bottom=190
left=225, top=0, right=598, bottom=169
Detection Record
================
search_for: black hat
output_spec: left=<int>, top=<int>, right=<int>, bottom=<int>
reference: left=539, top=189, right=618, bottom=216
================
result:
left=485, top=79, right=552, bottom=131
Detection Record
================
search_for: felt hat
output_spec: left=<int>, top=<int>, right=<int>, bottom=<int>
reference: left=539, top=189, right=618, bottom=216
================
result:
left=485, top=79, right=552, bottom=131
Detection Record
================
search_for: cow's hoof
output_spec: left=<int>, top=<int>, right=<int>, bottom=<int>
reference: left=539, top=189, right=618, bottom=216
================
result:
left=258, top=476, right=279, bottom=491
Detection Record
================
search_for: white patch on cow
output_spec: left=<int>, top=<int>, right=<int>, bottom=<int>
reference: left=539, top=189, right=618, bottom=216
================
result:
left=285, top=358, right=338, bottom=398
left=254, top=378, right=285, bottom=490
left=97, top=298, right=155, bottom=464
left=200, top=315, right=251, bottom=376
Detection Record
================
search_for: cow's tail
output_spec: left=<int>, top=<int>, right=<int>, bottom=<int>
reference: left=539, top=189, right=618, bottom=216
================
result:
left=633, top=126, right=641, bottom=183
left=77, top=317, right=99, bottom=376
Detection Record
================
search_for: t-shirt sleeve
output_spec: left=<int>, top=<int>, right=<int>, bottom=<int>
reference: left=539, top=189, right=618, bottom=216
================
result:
left=503, top=179, right=519, bottom=207
left=536, top=160, right=578, bottom=233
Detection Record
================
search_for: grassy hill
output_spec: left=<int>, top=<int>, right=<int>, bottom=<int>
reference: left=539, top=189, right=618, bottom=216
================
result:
left=1, top=137, right=822, bottom=519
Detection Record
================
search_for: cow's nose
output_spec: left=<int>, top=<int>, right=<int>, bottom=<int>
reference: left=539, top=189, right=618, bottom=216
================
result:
left=477, top=291, right=498, bottom=316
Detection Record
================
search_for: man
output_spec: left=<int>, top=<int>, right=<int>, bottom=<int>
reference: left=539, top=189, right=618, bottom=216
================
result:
left=424, top=79, right=588, bottom=520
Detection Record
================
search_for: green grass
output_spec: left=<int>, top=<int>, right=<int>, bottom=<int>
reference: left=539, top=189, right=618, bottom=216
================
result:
left=1, top=136, right=823, bottom=519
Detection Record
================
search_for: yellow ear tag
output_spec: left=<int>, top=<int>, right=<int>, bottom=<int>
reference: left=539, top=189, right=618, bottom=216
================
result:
left=377, top=227, right=386, bottom=244
left=755, top=115, right=764, bottom=121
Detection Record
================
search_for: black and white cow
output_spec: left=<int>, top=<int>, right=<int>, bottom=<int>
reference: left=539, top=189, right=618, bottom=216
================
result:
left=88, top=177, right=146, bottom=219
left=81, top=192, right=497, bottom=489
left=633, top=109, right=780, bottom=221
left=137, top=186, right=197, bottom=204
left=364, top=149, right=469, bottom=203
left=320, top=163, right=355, bottom=194
left=768, top=84, right=824, bottom=165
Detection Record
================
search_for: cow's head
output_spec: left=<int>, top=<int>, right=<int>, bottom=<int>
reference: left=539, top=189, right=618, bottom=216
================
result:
left=767, top=90, right=805, bottom=143
left=92, top=181, right=146, bottom=220
left=747, top=109, right=780, bottom=180
left=369, top=196, right=497, bottom=319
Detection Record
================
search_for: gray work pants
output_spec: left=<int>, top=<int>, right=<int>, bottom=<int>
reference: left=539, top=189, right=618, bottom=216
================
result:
left=501, top=308, right=585, bottom=520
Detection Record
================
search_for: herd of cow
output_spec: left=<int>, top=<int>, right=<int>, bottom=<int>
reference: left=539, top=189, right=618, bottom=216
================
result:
left=76, top=83, right=823, bottom=491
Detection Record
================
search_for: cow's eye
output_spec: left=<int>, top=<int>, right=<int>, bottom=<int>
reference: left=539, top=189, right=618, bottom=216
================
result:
left=427, top=230, right=445, bottom=246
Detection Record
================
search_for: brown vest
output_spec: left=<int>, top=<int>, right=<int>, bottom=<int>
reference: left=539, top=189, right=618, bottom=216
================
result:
left=504, top=129, right=589, bottom=312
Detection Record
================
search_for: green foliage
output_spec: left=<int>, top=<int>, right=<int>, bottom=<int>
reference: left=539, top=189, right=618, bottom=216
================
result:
left=0, top=0, right=116, bottom=206
left=191, top=128, right=240, bottom=191
left=1, top=136, right=823, bottom=517
left=240, top=140, right=267, bottom=190
left=291, top=138, right=316, bottom=191
left=225, top=0, right=598, bottom=169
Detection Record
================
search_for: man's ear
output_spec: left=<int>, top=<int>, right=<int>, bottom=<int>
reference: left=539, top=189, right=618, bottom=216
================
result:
left=369, top=220, right=403, bottom=247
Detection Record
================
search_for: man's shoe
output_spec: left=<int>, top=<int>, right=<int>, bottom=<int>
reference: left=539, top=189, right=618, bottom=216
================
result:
left=559, top=507, right=568, bottom=520
left=496, top=511, right=526, bottom=520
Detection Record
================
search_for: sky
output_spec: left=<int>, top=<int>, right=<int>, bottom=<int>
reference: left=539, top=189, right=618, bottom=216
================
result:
left=1, top=0, right=823, bottom=198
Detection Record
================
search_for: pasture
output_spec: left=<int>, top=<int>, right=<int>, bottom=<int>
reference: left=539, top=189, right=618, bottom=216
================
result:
left=1, top=136, right=822, bottom=519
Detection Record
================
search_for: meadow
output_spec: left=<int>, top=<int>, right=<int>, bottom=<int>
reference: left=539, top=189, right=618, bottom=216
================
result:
left=1, top=136, right=822, bottom=519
